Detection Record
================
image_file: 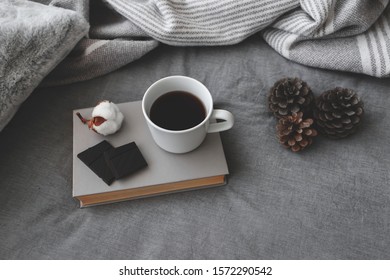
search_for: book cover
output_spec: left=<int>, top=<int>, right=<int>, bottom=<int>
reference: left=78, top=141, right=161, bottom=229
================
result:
left=72, top=101, right=229, bottom=207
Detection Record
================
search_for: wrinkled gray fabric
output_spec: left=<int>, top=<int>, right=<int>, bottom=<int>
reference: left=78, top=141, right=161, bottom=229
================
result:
left=107, top=0, right=390, bottom=77
left=34, top=0, right=158, bottom=86
left=0, top=0, right=158, bottom=132
left=0, top=37, right=389, bottom=259
left=3, top=0, right=390, bottom=132
left=0, top=0, right=88, bottom=131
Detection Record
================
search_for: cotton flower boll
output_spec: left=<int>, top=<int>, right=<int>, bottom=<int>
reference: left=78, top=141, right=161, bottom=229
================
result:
left=76, top=101, right=124, bottom=136
left=92, top=101, right=124, bottom=135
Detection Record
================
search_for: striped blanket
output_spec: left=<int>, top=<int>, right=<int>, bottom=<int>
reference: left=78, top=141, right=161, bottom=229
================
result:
left=106, top=0, right=390, bottom=78
left=39, top=0, right=390, bottom=84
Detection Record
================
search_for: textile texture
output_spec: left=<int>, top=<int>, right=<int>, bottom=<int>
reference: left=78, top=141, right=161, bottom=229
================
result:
left=106, top=0, right=390, bottom=77
left=0, top=37, right=389, bottom=259
left=37, top=0, right=158, bottom=86
left=1, top=0, right=390, bottom=260
left=0, top=0, right=88, bottom=131
left=2, top=0, right=390, bottom=132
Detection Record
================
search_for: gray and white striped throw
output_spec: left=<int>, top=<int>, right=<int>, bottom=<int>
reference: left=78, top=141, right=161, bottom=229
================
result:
left=105, top=0, right=390, bottom=78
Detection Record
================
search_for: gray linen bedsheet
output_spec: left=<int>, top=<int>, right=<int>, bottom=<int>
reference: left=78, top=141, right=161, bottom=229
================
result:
left=0, top=36, right=389, bottom=259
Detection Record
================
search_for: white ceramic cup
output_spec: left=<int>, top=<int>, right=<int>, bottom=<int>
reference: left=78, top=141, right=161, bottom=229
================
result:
left=142, top=76, right=234, bottom=153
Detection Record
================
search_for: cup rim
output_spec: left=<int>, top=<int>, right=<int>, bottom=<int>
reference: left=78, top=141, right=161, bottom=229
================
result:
left=142, top=75, right=213, bottom=134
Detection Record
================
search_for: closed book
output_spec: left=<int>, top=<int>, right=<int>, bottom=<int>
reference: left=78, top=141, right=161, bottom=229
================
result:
left=72, top=101, right=229, bottom=207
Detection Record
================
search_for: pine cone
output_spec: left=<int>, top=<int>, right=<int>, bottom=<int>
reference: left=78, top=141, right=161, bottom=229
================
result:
left=277, top=112, right=318, bottom=152
left=268, top=77, right=314, bottom=119
left=313, top=87, right=364, bottom=139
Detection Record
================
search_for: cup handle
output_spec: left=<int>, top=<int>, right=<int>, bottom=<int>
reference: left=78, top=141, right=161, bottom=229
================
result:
left=207, top=109, right=234, bottom=133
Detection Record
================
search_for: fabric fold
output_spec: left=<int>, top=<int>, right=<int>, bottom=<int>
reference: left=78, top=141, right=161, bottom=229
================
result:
left=3, top=0, right=390, bottom=132
left=105, top=0, right=390, bottom=78
left=37, top=0, right=159, bottom=86
left=263, top=0, right=390, bottom=77
left=0, top=0, right=89, bottom=131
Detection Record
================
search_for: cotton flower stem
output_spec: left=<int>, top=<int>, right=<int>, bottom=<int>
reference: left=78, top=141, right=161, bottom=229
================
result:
left=76, top=112, right=88, bottom=124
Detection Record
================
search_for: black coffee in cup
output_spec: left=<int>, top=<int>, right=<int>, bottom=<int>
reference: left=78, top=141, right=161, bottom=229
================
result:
left=150, top=91, right=206, bottom=131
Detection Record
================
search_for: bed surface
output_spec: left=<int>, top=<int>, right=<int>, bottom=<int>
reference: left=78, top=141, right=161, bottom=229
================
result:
left=0, top=36, right=389, bottom=259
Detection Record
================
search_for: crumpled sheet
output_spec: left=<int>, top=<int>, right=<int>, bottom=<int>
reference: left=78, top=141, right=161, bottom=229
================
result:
left=48, top=0, right=390, bottom=79
left=0, top=0, right=88, bottom=131
left=0, top=36, right=389, bottom=259
left=2, top=0, right=390, bottom=132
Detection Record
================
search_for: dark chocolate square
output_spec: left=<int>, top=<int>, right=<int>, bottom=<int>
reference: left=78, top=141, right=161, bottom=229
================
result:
left=104, top=142, right=147, bottom=179
left=77, top=140, right=115, bottom=185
